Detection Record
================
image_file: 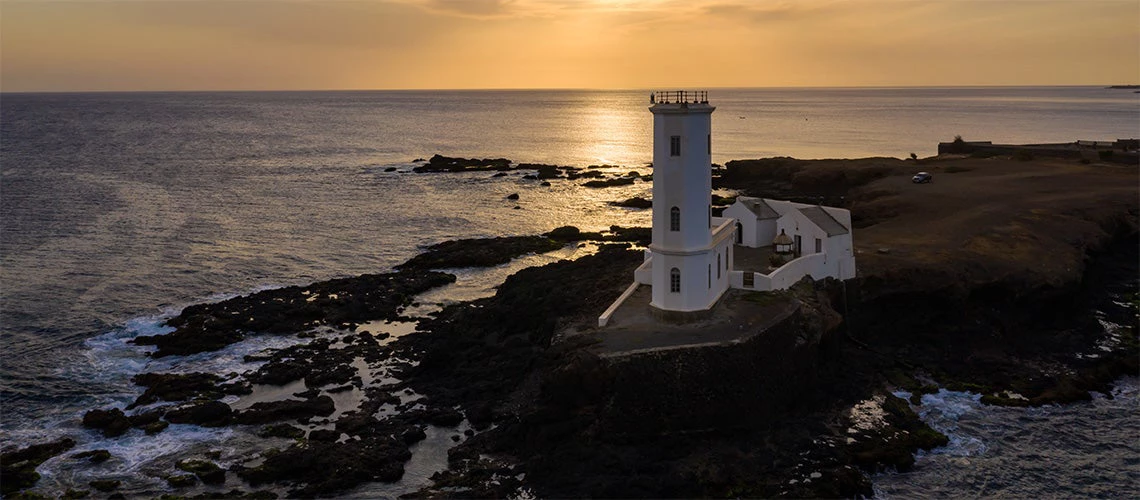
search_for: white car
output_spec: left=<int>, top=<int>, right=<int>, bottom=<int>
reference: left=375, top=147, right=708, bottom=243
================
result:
left=912, top=172, right=932, bottom=184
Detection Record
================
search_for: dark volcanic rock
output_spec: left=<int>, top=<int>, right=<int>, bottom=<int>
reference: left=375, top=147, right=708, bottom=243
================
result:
left=166, top=474, right=198, bottom=488
left=1, top=437, right=76, bottom=495
left=235, top=396, right=335, bottom=425
left=396, top=236, right=563, bottom=271
left=400, top=245, right=644, bottom=419
left=71, top=449, right=111, bottom=464
left=517, top=163, right=563, bottom=179
left=82, top=408, right=132, bottom=438
left=506, top=193, right=519, bottom=200
left=609, top=196, right=652, bottom=209
left=582, top=177, right=636, bottom=188
left=236, top=437, right=411, bottom=497
left=412, top=154, right=512, bottom=173
left=258, top=424, right=306, bottom=439
left=129, top=372, right=227, bottom=408
left=134, top=270, right=454, bottom=356
left=88, top=480, right=120, bottom=492
left=176, top=459, right=226, bottom=485
left=163, top=401, right=233, bottom=427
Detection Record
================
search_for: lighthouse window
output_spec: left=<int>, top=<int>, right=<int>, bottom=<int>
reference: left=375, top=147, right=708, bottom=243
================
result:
left=707, top=134, right=711, bottom=154
left=708, top=265, right=711, bottom=289
left=670, top=207, right=680, bottom=231
left=717, top=254, right=721, bottom=279
left=670, top=136, right=681, bottom=156
left=670, top=268, right=680, bottom=293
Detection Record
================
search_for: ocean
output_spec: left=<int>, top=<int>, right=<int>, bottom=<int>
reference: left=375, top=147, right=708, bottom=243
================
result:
left=2, top=87, right=1137, bottom=496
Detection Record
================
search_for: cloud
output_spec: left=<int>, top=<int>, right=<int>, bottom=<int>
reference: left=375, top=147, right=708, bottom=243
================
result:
left=408, top=0, right=520, bottom=18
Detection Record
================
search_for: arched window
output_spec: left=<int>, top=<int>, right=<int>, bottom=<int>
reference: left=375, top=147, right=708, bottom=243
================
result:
left=670, top=207, right=680, bottom=231
left=717, top=254, right=721, bottom=279
left=735, top=222, right=743, bottom=244
left=670, top=268, right=681, bottom=293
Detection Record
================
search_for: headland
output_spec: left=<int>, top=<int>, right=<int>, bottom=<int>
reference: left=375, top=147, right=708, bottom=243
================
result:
left=4, top=150, right=1136, bottom=498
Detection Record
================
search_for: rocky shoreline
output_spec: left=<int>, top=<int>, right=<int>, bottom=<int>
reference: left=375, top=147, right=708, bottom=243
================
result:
left=4, top=154, right=1137, bottom=498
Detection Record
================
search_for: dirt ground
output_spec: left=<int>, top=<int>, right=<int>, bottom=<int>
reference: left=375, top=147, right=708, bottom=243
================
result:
left=841, top=155, right=1138, bottom=292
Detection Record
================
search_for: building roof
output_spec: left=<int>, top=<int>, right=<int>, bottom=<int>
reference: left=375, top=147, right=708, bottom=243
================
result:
left=738, top=197, right=780, bottom=219
left=798, top=206, right=849, bottom=237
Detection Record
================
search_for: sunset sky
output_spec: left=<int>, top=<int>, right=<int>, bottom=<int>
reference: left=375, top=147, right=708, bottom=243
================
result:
left=2, top=0, right=1138, bottom=92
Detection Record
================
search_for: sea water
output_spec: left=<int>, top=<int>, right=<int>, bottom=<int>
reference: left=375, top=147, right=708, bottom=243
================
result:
left=2, top=87, right=1137, bottom=495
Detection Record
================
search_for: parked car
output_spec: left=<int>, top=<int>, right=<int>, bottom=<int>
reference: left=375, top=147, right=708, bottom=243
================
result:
left=912, top=172, right=932, bottom=184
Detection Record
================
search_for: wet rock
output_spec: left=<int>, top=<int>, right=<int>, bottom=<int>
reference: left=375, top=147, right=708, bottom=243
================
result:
left=396, top=236, right=563, bottom=271
left=506, top=193, right=519, bottom=200
left=309, top=429, right=341, bottom=442
left=71, top=449, right=111, bottom=463
left=129, top=372, right=226, bottom=408
left=540, top=181, right=551, bottom=186
left=82, top=408, right=132, bottom=438
left=0, top=437, right=76, bottom=495
left=127, top=409, right=162, bottom=427
left=143, top=421, right=169, bottom=435
left=582, top=177, right=636, bottom=188
left=258, top=424, right=305, bottom=439
left=163, top=401, right=233, bottom=427
left=413, top=154, right=512, bottom=173
left=134, top=270, right=454, bottom=357
left=400, top=427, right=427, bottom=445
left=165, top=473, right=198, bottom=488
left=88, top=480, right=120, bottom=492
left=491, top=172, right=508, bottom=178
left=61, top=489, right=89, bottom=499
left=236, top=437, right=411, bottom=496
left=327, top=384, right=354, bottom=394
left=421, top=407, right=464, bottom=427
left=609, top=197, right=652, bottom=209
left=567, top=170, right=606, bottom=180
left=234, top=396, right=335, bottom=425
left=384, top=167, right=397, bottom=172
left=176, top=459, right=226, bottom=485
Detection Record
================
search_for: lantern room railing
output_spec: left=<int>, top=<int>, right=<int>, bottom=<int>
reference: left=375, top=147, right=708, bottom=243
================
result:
left=651, top=90, right=709, bottom=104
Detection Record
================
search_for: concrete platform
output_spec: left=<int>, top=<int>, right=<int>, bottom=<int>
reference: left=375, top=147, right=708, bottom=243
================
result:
left=733, top=244, right=778, bottom=273
left=575, top=285, right=798, bottom=358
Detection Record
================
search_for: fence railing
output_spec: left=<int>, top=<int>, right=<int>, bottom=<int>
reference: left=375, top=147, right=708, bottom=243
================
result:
left=651, top=90, right=708, bottom=104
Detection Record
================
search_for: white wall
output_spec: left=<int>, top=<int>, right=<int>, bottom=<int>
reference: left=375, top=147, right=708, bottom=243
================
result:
left=722, top=204, right=756, bottom=246
left=650, top=103, right=715, bottom=253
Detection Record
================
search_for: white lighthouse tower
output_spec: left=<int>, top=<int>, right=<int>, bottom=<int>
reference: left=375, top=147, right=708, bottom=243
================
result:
left=647, top=91, right=734, bottom=313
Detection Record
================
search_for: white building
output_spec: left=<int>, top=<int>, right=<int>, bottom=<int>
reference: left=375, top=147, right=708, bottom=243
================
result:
left=598, top=91, right=855, bottom=326
left=630, top=91, right=735, bottom=312
left=723, top=197, right=856, bottom=290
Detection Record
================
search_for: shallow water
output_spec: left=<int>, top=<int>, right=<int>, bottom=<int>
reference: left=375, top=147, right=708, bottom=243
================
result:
left=875, top=378, right=1140, bottom=498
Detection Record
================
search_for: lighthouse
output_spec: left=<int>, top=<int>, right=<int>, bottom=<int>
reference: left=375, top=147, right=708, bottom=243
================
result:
left=647, top=91, right=734, bottom=312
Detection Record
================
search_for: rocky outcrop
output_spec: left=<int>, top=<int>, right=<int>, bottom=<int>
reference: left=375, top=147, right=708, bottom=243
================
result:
left=609, top=197, right=652, bottom=209
left=396, top=236, right=564, bottom=271
left=82, top=408, right=132, bottom=437
left=1, top=438, right=77, bottom=495
left=129, top=372, right=249, bottom=408
left=412, top=154, right=512, bottom=172
left=582, top=177, right=636, bottom=188
left=234, top=396, right=335, bottom=425
left=133, top=270, right=454, bottom=357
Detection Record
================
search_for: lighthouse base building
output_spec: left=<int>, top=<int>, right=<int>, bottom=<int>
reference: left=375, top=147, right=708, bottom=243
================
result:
left=598, top=91, right=856, bottom=327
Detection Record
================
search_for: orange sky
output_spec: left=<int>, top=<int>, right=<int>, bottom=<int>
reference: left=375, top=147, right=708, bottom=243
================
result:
left=2, top=0, right=1138, bottom=92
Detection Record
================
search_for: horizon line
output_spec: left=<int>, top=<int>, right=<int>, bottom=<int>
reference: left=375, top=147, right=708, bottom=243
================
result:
left=2, top=84, right=1135, bottom=95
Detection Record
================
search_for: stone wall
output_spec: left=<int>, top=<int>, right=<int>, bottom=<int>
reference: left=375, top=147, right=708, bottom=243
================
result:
left=597, top=291, right=842, bottom=435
